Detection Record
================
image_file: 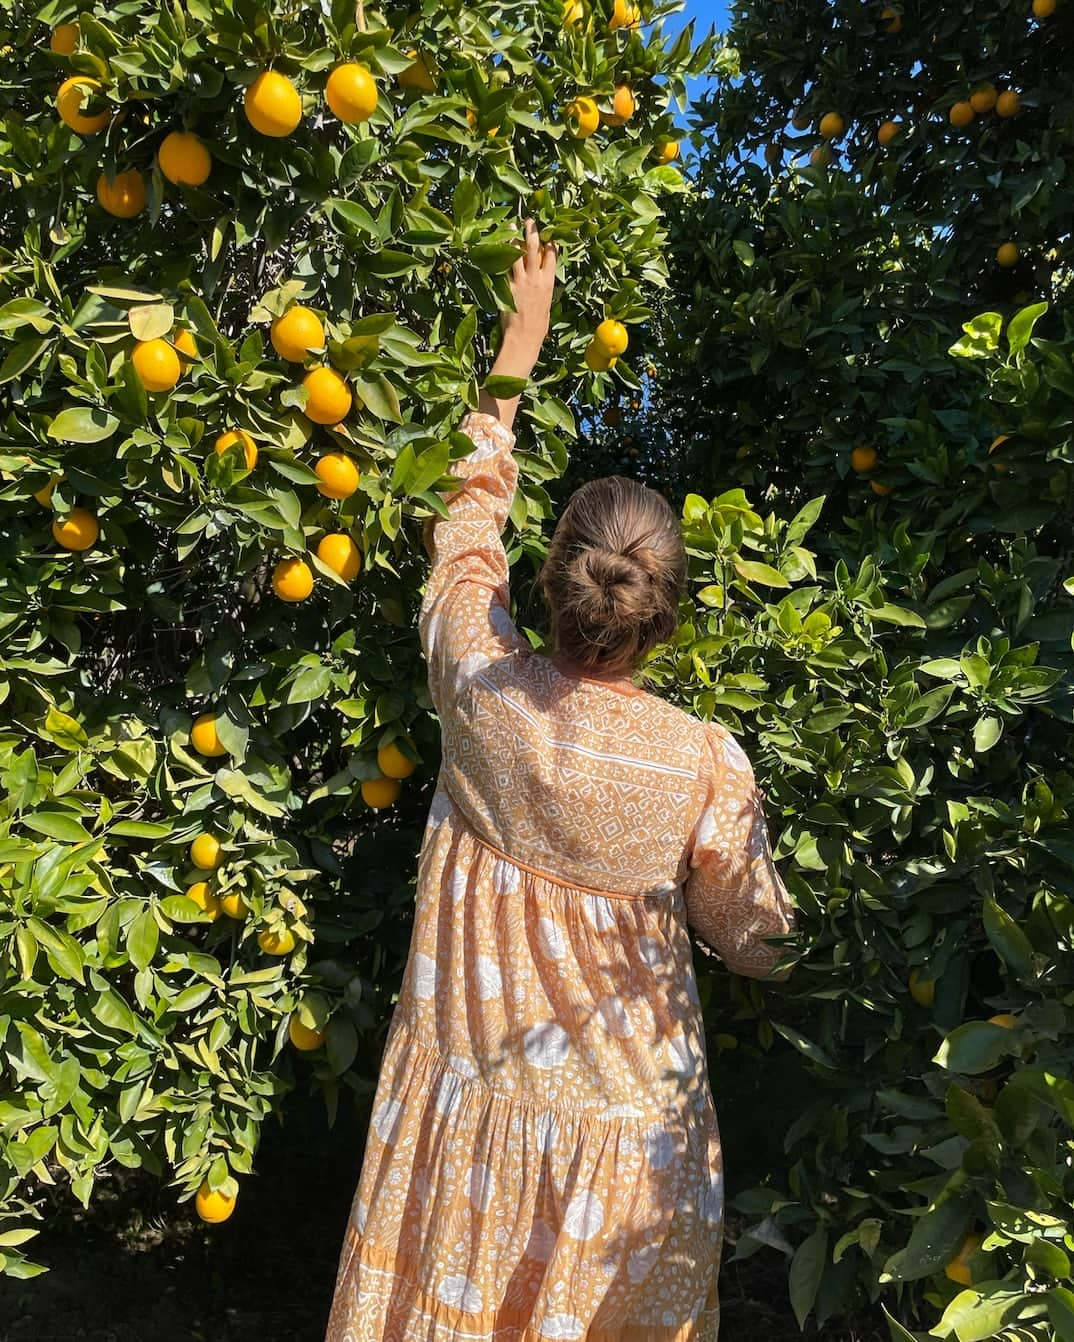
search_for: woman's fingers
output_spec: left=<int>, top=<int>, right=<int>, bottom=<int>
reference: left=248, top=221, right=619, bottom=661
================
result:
left=524, top=216, right=542, bottom=269
left=541, top=239, right=558, bottom=273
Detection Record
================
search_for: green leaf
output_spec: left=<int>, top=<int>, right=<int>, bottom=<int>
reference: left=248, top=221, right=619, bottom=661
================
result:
left=872, top=603, right=926, bottom=629
left=126, top=909, right=159, bottom=971
left=128, top=302, right=175, bottom=342
left=773, top=1024, right=837, bottom=1069
left=1047, top=1287, right=1074, bottom=1342
left=880, top=1190, right=971, bottom=1282
left=43, top=706, right=89, bottom=748
left=982, top=897, right=1036, bottom=978
left=934, top=1285, right=1030, bottom=1342
left=23, top=810, right=93, bottom=844
left=882, top=1307, right=930, bottom=1342
left=354, top=372, right=402, bottom=423
left=972, top=715, right=1002, bottom=753
left=949, top=312, right=1002, bottom=359
left=732, top=238, right=755, bottom=267
left=47, top=407, right=120, bottom=443
left=934, top=1022, right=1019, bottom=1075
left=734, top=559, right=789, bottom=588
left=1006, top=302, right=1049, bottom=354
left=788, top=1228, right=827, bottom=1329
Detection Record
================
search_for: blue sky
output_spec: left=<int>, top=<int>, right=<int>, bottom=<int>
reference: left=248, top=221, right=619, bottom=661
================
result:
left=665, top=0, right=732, bottom=119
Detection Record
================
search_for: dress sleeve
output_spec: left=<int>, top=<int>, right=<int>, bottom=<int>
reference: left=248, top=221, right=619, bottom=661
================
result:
left=683, top=723, right=795, bottom=979
left=418, top=411, right=529, bottom=716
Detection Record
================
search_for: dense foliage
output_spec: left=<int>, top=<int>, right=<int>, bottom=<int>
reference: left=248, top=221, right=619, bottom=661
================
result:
left=0, top=0, right=714, bottom=1273
left=618, top=1, right=1074, bottom=1338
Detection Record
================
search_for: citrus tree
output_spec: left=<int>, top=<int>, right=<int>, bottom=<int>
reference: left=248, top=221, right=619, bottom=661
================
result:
left=0, top=0, right=716, bottom=1273
left=617, top=1, right=1074, bottom=1337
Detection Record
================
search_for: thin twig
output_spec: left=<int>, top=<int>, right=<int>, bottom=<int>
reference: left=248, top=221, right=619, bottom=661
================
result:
left=356, top=0, right=366, bottom=32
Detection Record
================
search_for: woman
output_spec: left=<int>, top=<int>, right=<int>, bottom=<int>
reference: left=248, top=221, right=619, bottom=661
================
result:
left=326, top=221, right=795, bottom=1341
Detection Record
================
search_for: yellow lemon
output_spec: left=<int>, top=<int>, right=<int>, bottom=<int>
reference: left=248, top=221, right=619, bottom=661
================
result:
left=219, top=890, right=248, bottom=920
left=244, top=70, right=302, bottom=137
left=909, top=967, right=936, bottom=1007
left=173, top=328, right=199, bottom=367
left=566, top=96, right=599, bottom=138
left=325, top=63, right=378, bottom=123
left=270, top=305, right=324, bottom=362
left=195, top=1182, right=236, bottom=1224
left=850, top=445, right=878, bottom=473
left=653, top=136, right=679, bottom=162
left=302, top=366, right=352, bottom=424
left=880, top=6, right=902, bottom=31
left=989, top=1013, right=1019, bottom=1028
left=563, top=0, right=585, bottom=24
left=878, top=120, right=900, bottom=146
left=594, top=319, right=628, bottom=356
left=258, top=927, right=296, bottom=956
left=996, top=89, right=1020, bottom=118
left=52, top=507, right=98, bottom=551
left=819, top=111, right=845, bottom=139
left=1032, top=0, right=1055, bottom=16
left=190, top=712, right=228, bottom=758
left=34, top=474, right=61, bottom=506
left=949, top=101, right=974, bottom=128
left=214, top=429, right=258, bottom=470
left=314, top=452, right=360, bottom=500
left=96, top=169, right=146, bottom=219
left=289, top=1016, right=326, bottom=1051
left=186, top=881, right=221, bottom=921
left=870, top=480, right=893, bottom=496
left=132, top=338, right=181, bottom=392
left=585, top=341, right=616, bottom=372
left=361, top=775, right=401, bottom=809
left=398, top=50, right=437, bottom=93
left=970, top=84, right=997, bottom=114
left=50, top=22, right=79, bottom=54
left=944, top=1235, right=982, bottom=1286
left=997, top=242, right=1019, bottom=268
left=603, top=84, right=636, bottom=125
left=57, top=76, right=109, bottom=134
left=272, top=557, right=314, bottom=602
left=189, top=832, right=223, bottom=870
left=608, top=0, right=640, bottom=30
left=158, top=130, right=212, bottom=186
left=377, top=740, right=416, bottom=779
left=316, top=533, right=362, bottom=580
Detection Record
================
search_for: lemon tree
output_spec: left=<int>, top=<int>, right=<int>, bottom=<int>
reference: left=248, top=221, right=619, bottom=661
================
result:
left=0, top=0, right=715, bottom=1272
left=615, top=0, right=1074, bottom=1336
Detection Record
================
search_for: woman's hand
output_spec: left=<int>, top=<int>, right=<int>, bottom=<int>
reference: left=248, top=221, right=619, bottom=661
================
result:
left=478, top=218, right=557, bottom=430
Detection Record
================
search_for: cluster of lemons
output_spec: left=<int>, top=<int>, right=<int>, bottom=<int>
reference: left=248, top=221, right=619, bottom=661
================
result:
left=584, top=318, right=630, bottom=372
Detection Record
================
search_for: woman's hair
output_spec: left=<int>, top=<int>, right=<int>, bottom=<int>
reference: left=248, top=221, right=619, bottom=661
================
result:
left=539, top=476, right=686, bottom=675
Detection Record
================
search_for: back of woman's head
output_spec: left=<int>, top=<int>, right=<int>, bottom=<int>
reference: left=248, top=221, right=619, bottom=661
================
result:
left=539, top=476, right=686, bottom=676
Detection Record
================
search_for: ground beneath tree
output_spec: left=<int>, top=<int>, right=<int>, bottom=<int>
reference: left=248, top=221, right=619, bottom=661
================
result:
left=0, top=1091, right=884, bottom=1342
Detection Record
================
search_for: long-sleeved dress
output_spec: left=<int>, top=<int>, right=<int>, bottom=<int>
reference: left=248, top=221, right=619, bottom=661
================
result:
left=325, top=412, right=795, bottom=1342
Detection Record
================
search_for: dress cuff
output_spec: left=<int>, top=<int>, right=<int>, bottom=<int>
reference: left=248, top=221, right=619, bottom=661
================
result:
left=459, top=411, right=516, bottom=456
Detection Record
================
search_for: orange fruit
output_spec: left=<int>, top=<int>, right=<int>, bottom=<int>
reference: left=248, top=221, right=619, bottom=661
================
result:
left=594, top=319, right=628, bottom=356
left=878, top=120, right=900, bottom=146
left=158, top=130, right=211, bottom=186
left=214, top=430, right=258, bottom=470
left=997, top=241, right=1019, bottom=268
left=219, top=890, right=248, bottom=920
left=289, top=1016, right=326, bottom=1051
left=34, top=474, right=61, bottom=506
left=988, top=1013, right=1019, bottom=1028
left=314, top=452, right=360, bottom=500
left=173, top=328, right=199, bottom=367
left=1033, top=0, right=1055, bottom=16
left=850, top=445, right=878, bottom=473
left=50, top=23, right=79, bottom=54
left=132, top=338, right=181, bottom=392
left=195, top=1182, right=236, bottom=1224
left=186, top=881, right=222, bottom=921
left=377, top=741, right=416, bottom=779
left=465, top=107, right=501, bottom=136
left=272, top=557, right=314, bottom=602
left=316, top=533, right=362, bottom=580
left=189, top=832, right=223, bottom=870
left=302, top=366, right=352, bottom=424
left=870, top=480, right=893, bottom=496
left=258, top=927, right=296, bottom=956
left=996, top=89, right=1020, bottom=118
left=944, top=1236, right=982, bottom=1286
left=585, top=341, right=616, bottom=372
left=52, top=507, right=98, bottom=551
left=398, top=50, right=437, bottom=93
left=604, top=84, right=636, bottom=125
left=819, top=111, right=845, bottom=139
left=96, top=169, right=146, bottom=219
left=57, top=76, right=109, bottom=135
left=880, top=5, right=902, bottom=31
left=563, top=0, right=585, bottom=23
left=608, top=0, right=640, bottom=30
left=970, top=84, right=997, bottom=113
left=949, top=101, right=974, bottom=128
left=362, top=775, right=401, bottom=809
left=653, top=137, right=679, bottom=162
left=989, top=434, right=1011, bottom=453
left=325, top=64, right=378, bottom=123
left=791, top=111, right=811, bottom=131
left=566, top=96, right=599, bottom=138
left=810, top=144, right=833, bottom=167
left=909, top=968, right=936, bottom=1007
left=270, top=305, right=324, bottom=363
left=190, top=712, right=228, bottom=758
left=244, top=70, right=302, bottom=137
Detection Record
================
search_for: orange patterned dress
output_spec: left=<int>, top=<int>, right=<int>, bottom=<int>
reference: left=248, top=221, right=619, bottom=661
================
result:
left=325, top=412, right=795, bottom=1342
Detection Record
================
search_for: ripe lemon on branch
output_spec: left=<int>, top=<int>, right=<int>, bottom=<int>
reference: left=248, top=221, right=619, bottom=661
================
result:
left=158, top=131, right=211, bottom=186
left=273, top=558, right=314, bottom=603
left=303, top=366, right=352, bottom=423
left=52, top=507, right=98, bottom=551
left=362, top=775, right=401, bottom=808
left=189, top=832, right=223, bottom=870
left=398, top=50, right=436, bottom=92
left=96, top=169, right=146, bottom=218
left=325, top=64, right=378, bottom=123
left=314, top=452, right=360, bottom=499
left=186, top=881, right=221, bottom=920
left=57, top=76, right=109, bottom=134
left=377, top=741, right=416, bottom=779
left=594, top=319, right=629, bottom=356
left=195, top=1182, right=236, bottom=1224
left=132, top=338, right=181, bottom=392
left=271, top=305, right=324, bottom=362
left=190, top=713, right=228, bottom=758
left=316, top=533, right=362, bottom=581
left=50, top=22, right=79, bottom=53
left=214, top=430, right=258, bottom=470
left=565, top=97, right=599, bottom=138
left=244, top=70, right=302, bottom=137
